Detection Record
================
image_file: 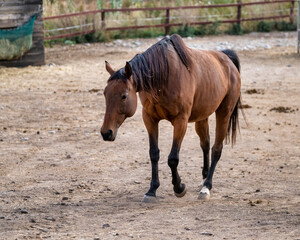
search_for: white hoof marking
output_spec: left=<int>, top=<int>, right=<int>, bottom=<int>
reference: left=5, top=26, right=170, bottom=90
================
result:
left=141, top=195, right=157, bottom=203
left=198, top=186, right=210, bottom=200
left=200, top=179, right=206, bottom=186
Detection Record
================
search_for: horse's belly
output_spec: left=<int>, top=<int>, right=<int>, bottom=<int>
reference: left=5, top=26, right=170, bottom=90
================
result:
left=188, top=110, right=213, bottom=122
left=188, top=100, right=222, bottom=122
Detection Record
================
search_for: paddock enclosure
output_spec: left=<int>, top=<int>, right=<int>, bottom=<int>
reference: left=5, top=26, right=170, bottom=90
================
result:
left=0, top=32, right=299, bottom=239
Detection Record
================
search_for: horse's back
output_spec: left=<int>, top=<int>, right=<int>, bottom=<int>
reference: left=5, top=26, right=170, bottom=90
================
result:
left=140, top=38, right=241, bottom=123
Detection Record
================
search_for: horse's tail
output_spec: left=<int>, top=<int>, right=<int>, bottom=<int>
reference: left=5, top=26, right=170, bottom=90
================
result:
left=226, top=96, right=241, bottom=146
left=221, top=49, right=240, bottom=73
left=221, top=49, right=244, bottom=146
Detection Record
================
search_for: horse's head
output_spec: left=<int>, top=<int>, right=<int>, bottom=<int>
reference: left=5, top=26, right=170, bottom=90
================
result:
left=101, top=61, right=137, bottom=141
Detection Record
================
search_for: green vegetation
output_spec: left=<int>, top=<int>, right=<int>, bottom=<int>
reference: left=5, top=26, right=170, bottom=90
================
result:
left=257, top=21, right=272, bottom=32
left=257, top=20, right=297, bottom=32
left=43, top=0, right=296, bottom=45
left=227, top=23, right=244, bottom=35
left=275, top=20, right=297, bottom=31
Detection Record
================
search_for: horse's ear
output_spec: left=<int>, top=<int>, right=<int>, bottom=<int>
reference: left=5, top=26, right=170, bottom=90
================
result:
left=124, top=62, right=132, bottom=79
left=105, top=61, right=115, bottom=76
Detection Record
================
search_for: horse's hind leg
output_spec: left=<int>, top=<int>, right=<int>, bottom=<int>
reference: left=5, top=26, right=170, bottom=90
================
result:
left=142, top=110, right=160, bottom=203
left=195, top=119, right=210, bottom=183
left=198, top=94, right=240, bottom=200
left=198, top=111, right=229, bottom=200
left=168, top=117, right=188, bottom=198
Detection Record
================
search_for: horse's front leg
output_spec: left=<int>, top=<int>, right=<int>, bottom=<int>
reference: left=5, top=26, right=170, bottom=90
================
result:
left=168, top=117, right=188, bottom=198
left=142, top=110, right=160, bottom=203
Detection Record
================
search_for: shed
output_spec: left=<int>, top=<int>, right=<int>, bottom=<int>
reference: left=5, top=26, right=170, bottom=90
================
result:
left=0, top=0, right=45, bottom=67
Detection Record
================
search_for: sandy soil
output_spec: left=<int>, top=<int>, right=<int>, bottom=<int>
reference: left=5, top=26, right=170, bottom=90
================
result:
left=0, top=32, right=300, bottom=239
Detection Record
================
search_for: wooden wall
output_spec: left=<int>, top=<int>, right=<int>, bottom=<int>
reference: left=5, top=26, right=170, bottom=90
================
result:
left=0, top=0, right=45, bottom=67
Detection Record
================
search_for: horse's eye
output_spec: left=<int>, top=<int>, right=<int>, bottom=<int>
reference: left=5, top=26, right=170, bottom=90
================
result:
left=121, top=94, right=127, bottom=100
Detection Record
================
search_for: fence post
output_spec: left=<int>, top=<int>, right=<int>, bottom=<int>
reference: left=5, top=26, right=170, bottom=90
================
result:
left=92, top=15, right=96, bottom=33
left=297, top=0, right=299, bottom=54
left=165, top=8, right=170, bottom=35
left=290, top=0, right=295, bottom=24
left=237, top=0, right=242, bottom=25
left=101, top=10, right=106, bottom=29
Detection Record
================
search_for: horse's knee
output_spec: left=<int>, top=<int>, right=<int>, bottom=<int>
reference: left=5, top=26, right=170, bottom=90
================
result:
left=212, top=142, right=223, bottom=151
left=201, top=140, right=210, bottom=153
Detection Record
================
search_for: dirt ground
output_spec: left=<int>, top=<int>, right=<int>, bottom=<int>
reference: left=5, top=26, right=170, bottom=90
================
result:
left=0, top=32, right=299, bottom=240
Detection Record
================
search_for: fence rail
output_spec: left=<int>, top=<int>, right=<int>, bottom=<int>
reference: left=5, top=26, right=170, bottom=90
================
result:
left=43, top=0, right=296, bottom=40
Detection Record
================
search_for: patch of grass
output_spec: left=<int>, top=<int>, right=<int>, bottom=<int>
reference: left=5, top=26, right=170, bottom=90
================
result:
left=112, top=28, right=164, bottom=40
left=275, top=20, right=297, bottom=31
left=227, top=23, right=244, bottom=35
left=256, top=20, right=297, bottom=33
left=174, top=25, right=196, bottom=37
left=169, top=21, right=221, bottom=38
left=207, top=21, right=221, bottom=35
left=73, top=33, right=96, bottom=44
left=257, top=21, right=272, bottom=32
left=193, top=25, right=208, bottom=36
left=44, top=38, right=65, bottom=47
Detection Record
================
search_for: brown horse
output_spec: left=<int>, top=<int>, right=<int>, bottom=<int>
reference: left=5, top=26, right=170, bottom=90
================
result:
left=101, top=34, right=241, bottom=202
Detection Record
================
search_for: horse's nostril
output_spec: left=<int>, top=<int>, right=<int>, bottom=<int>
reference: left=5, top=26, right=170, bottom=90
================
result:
left=107, top=129, right=113, bottom=138
left=101, top=129, right=114, bottom=141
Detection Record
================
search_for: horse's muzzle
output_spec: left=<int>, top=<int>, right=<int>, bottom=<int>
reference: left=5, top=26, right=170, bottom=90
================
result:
left=101, top=129, right=115, bottom=141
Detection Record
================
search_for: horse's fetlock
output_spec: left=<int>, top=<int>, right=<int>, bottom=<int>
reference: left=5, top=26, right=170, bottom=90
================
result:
left=204, top=181, right=212, bottom=190
left=202, top=169, right=209, bottom=179
left=201, top=140, right=210, bottom=152
left=151, top=180, right=160, bottom=190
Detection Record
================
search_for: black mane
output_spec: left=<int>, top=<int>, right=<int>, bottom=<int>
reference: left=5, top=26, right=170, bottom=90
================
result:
left=109, top=34, right=191, bottom=96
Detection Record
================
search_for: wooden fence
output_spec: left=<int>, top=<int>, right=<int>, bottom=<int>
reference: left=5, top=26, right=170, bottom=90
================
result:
left=44, top=0, right=296, bottom=40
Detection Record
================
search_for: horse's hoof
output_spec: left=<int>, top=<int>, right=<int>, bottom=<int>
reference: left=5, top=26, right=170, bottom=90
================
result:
left=174, top=184, right=187, bottom=198
left=198, top=186, right=210, bottom=200
left=141, top=195, right=157, bottom=203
